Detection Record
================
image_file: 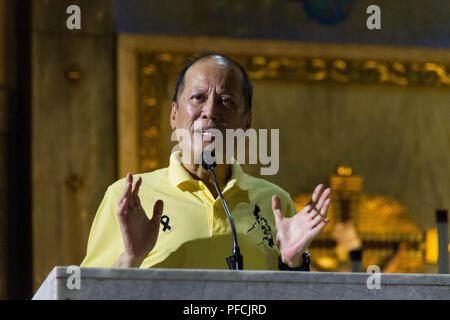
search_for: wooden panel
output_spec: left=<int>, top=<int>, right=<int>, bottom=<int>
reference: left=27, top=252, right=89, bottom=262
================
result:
left=31, top=0, right=116, bottom=292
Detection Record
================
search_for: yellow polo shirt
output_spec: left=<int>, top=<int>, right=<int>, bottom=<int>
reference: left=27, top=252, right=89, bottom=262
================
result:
left=81, top=152, right=298, bottom=270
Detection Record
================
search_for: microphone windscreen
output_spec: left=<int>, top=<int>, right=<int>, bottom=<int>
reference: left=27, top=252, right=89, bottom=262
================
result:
left=201, top=150, right=216, bottom=170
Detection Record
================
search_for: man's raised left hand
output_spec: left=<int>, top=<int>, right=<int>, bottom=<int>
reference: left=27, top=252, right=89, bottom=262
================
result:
left=272, top=184, right=331, bottom=268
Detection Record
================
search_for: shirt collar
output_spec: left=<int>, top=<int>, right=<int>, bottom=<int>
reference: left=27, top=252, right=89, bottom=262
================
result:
left=168, top=151, right=251, bottom=191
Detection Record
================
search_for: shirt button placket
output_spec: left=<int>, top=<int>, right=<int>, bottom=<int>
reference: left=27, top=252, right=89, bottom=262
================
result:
left=198, top=182, right=214, bottom=234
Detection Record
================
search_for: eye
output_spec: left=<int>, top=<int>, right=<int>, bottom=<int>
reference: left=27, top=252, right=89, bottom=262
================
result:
left=191, top=94, right=205, bottom=103
left=220, top=96, right=233, bottom=104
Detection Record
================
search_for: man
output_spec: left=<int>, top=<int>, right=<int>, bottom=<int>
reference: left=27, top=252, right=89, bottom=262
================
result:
left=81, top=52, right=331, bottom=270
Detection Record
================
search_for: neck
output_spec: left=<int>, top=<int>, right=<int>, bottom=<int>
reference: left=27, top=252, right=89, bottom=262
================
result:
left=181, top=161, right=231, bottom=197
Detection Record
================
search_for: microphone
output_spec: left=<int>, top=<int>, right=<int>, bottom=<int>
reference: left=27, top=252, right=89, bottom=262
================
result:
left=201, top=150, right=244, bottom=270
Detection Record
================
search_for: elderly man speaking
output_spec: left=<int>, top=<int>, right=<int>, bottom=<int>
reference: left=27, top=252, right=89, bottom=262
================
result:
left=80, top=52, right=331, bottom=271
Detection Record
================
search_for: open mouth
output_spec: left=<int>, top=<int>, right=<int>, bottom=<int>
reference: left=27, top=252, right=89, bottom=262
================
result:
left=194, top=128, right=219, bottom=140
left=196, top=129, right=214, bottom=137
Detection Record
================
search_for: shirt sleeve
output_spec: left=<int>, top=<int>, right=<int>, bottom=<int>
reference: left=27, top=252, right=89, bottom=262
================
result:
left=80, top=186, right=125, bottom=268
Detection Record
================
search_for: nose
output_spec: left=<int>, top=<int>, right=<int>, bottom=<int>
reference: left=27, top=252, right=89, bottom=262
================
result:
left=201, top=95, right=219, bottom=121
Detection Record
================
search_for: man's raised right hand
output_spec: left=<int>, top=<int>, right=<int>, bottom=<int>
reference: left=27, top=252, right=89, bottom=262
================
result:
left=113, top=173, right=164, bottom=268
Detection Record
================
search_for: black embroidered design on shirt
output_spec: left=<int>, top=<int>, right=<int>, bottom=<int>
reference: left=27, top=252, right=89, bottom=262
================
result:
left=247, top=204, right=274, bottom=248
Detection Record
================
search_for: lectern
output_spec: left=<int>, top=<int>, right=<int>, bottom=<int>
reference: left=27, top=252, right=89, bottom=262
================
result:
left=33, top=267, right=450, bottom=300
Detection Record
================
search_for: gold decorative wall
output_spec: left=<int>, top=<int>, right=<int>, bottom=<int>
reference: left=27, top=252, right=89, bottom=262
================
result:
left=294, top=168, right=424, bottom=273
left=137, top=51, right=450, bottom=173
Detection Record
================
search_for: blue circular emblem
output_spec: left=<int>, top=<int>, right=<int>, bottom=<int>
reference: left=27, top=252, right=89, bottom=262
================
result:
left=301, top=0, right=356, bottom=25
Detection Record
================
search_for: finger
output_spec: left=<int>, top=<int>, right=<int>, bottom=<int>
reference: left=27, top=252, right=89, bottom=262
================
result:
left=125, top=187, right=133, bottom=211
left=320, top=198, right=331, bottom=218
left=303, top=200, right=314, bottom=214
left=311, top=213, right=323, bottom=228
left=315, top=187, right=331, bottom=212
left=313, top=217, right=330, bottom=233
left=118, top=173, right=133, bottom=206
left=271, top=195, right=283, bottom=225
left=309, top=188, right=331, bottom=219
left=117, top=196, right=128, bottom=218
left=150, top=199, right=164, bottom=222
left=311, top=184, right=324, bottom=204
left=128, top=175, right=135, bottom=208
left=132, top=176, right=142, bottom=207
left=306, top=184, right=324, bottom=214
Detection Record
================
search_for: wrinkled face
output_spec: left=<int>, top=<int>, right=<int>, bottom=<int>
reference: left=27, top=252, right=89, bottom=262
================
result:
left=170, top=56, right=251, bottom=163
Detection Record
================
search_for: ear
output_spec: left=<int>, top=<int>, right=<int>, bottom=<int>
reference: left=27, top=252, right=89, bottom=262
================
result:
left=245, top=110, right=252, bottom=130
left=170, top=102, right=177, bottom=130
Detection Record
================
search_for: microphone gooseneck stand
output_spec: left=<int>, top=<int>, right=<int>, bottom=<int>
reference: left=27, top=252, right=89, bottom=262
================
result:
left=201, top=151, right=244, bottom=270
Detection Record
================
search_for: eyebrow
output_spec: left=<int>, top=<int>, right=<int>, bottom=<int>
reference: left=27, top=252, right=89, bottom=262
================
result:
left=189, top=88, right=239, bottom=97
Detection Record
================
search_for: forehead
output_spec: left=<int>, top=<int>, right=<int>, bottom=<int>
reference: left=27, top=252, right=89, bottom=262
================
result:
left=183, top=57, right=244, bottom=92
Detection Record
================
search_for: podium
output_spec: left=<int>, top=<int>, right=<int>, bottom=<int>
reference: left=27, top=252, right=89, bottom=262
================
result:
left=32, top=267, right=450, bottom=300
